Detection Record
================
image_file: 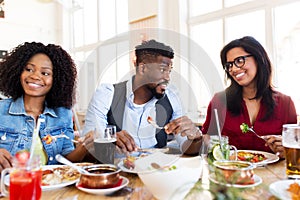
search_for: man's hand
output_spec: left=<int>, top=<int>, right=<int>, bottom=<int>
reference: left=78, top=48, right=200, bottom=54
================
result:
left=0, top=149, right=13, bottom=173
left=116, top=130, right=138, bottom=153
left=164, top=116, right=202, bottom=140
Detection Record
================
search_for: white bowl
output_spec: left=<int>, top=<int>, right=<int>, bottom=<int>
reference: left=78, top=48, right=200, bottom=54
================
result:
left=138, top=156, right=202, bottom=200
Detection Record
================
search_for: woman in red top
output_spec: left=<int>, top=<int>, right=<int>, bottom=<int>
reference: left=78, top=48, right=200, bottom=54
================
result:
left=202, top=36, right=297, bottom=158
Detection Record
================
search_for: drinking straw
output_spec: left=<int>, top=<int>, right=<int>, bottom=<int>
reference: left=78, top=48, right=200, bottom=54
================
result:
left=214, top=109, right=223, bottom=151
left=29, top=118, right=45, bottom=161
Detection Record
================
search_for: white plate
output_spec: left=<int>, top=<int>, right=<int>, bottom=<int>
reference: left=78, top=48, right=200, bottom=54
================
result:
left=209, top=174, right=262, bottom=188
left=117, top=159, right=138, bottom=174
left=137, top=148, right=169, bottom=154
left=117, top=148, right=170, bottom=174
left=76, top=176, right=129, bottom=195
left=42, top=165, right=80, bottom=191
left=269, top=180, right=300, bottom=200
left=4, top=165, right=79, bottom=191
left=236, top=150, right=279, bottom=166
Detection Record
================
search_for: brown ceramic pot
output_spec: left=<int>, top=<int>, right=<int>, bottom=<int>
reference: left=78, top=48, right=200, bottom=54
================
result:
left=213, top=160, right=255, bottom=184
left=78, top=164, right=121, bottom=189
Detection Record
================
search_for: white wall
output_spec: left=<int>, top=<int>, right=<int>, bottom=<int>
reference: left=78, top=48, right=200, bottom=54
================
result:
left=0, top=0, right=62, bottom=52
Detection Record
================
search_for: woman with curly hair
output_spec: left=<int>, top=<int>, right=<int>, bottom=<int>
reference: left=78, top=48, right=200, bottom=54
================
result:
left=0, top=42, right=93, bottom=171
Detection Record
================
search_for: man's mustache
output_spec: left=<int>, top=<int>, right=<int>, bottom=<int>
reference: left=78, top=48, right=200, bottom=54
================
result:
left=156, top=81, right=169, bottom=87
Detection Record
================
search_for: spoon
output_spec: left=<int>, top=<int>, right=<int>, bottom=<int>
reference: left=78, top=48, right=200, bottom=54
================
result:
left=55, top=154, right=92, bottom=175
left=151, top=162, right=163, bottom=170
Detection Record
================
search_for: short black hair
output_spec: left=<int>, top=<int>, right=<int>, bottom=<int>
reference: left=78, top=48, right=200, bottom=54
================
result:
left=135, top=39, right=174, bottom=66
left=0, top=42, right=77, bottom=109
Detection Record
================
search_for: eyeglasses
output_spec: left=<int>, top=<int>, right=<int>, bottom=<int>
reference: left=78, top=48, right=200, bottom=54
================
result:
left=223, top=55, right=253, bottom=72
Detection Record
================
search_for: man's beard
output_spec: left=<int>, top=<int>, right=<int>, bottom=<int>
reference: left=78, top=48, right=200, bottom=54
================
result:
left=150, top=82, right=168, bottom=99
left=151, top=88, right=165, bottom=99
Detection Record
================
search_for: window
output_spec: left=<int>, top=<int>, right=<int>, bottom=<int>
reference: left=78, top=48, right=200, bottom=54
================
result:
left=188, top=0, right=300, bottom=114
left=274, top=2, right=300, bottom=112
left=67, top=0, right=129, bottom=111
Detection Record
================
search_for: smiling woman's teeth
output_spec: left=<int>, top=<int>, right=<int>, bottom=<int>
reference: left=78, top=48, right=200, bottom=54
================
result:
left=236, top=72, right=245, bottom=78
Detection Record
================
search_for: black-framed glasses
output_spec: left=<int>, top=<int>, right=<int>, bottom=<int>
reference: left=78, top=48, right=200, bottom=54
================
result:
left=223, top=55, right=253, bottom=72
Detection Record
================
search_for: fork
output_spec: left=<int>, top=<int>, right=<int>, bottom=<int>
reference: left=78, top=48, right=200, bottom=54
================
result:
left=147, top=116, right=198, bottom=137
left=51, top=134, right=79, bottom=143
left=248, top=127, right=267, bottom=141
left=147, top=117, right=164, bottom=129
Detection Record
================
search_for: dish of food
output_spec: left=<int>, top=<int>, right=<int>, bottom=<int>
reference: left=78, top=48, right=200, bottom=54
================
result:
left=117, top=148, right=169, bottom=173
left=76, top=176, right=129, bottom=195
left=42, top=163, right=94, bottom=191
left=269, top=180, right=300, bottom=200
left=236, top=150, right=279, bottom=166
left=118, top=155, right=147, bottom=174
left=4, top=164, right=91, bottom=191
left=41, top=165, right=79, bottom=191
left=209, top=174, right=262, bottom=188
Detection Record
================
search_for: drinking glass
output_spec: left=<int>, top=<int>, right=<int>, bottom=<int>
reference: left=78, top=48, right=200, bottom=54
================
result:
left=207, top=135, right=237, bottom=165
left=94, top=125, right=117, bottom=164
left=0, top=155, right=42, bottom=200
left=282, top=124, right=300, bottom=179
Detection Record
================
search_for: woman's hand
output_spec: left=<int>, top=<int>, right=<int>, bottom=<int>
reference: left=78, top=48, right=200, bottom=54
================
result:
left=77, top=131, right=94, bottom=151
left=263, top=135, right=284, bottom=158
left=0, top=149, right=13, bottom=173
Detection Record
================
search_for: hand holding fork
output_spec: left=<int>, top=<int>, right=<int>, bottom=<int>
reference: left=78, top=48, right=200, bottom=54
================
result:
left=43, top=133, right=79, bottom=144
left=147, top=116, right=202, bottom=139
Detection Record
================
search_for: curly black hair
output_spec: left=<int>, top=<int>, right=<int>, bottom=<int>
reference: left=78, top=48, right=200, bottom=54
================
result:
left=0, top=42, right=77, bottom=109
left=135, top=39, right=174, bottom=66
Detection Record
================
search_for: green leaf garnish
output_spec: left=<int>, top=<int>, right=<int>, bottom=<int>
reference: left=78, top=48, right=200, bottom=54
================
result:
left=240, top=123, right=250, bottom=133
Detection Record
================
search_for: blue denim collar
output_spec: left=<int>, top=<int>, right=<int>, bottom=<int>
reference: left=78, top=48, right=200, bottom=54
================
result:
left=8, top=96, right=57, bottom=117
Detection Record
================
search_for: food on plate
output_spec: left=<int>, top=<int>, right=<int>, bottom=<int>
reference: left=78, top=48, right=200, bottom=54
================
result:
left=237, top=151, right=267, bottom=163
left=42, top=135, right=53, bottom=144
left=123, top=156, right=137, bottom=170
left=42, top=166, right=79, bottom=186
left=41, top=164, right=93, bottom=186
left=240, top=123, right=250, bottom=133
left=122, top=154, right=149, bottom=170
left=287, top=182, right=300, bottom=200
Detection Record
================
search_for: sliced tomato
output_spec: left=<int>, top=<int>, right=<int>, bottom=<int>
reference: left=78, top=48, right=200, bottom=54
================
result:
left=252, top=156, right=259, bottom=163
left=238, top=156, right=246, bottom=161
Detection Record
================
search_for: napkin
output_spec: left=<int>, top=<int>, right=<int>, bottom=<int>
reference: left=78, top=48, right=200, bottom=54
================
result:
left=134, top=152, right=179, bottom=173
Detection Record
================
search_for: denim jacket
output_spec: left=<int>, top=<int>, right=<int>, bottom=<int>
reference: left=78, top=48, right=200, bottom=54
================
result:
left=0, top=97, right=74, bottom=165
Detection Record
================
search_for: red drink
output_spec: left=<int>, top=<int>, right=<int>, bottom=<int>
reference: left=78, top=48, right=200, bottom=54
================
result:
left=10, top=169, right=42, bottom=200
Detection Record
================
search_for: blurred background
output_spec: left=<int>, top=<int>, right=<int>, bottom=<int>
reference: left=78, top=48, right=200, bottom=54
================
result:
left=1, top=0, right=300, bottom=127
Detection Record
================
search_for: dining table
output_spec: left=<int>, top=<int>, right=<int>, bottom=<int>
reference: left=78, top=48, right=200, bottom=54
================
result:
left=43, top=157, right=287, bottom=199
left=1, top=153, right=289, bottom=200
